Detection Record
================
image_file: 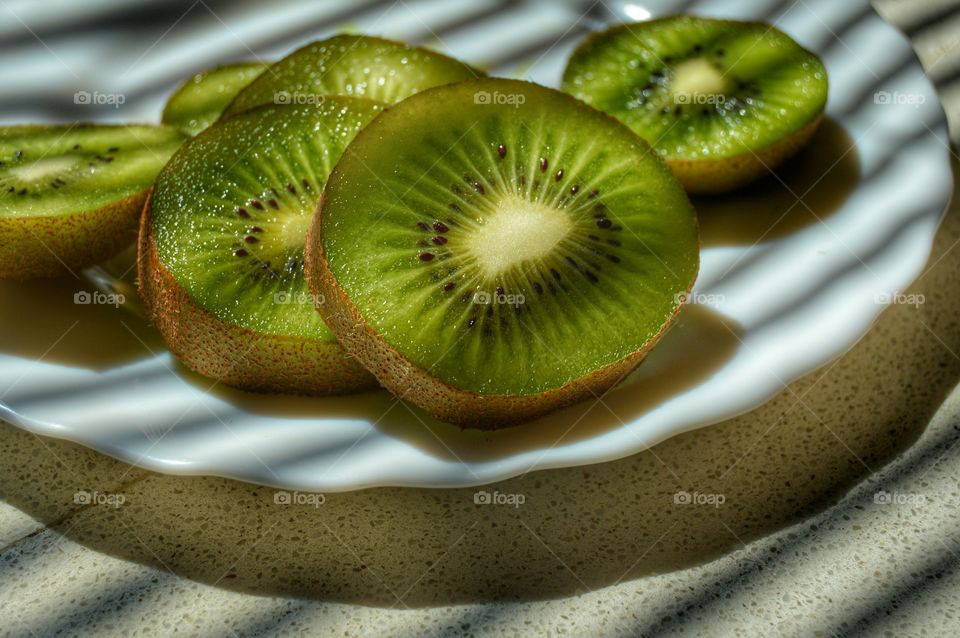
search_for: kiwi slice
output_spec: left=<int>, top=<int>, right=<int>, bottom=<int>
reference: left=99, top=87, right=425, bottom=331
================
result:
left=140, top=99, right=384, bottom=395
left=0, top=124, right=184, bottom=280
left=162, top=61, right=268, bottom=135
left=562, top=16, right=828, bottom=193
left=306, top=78, right=699, bottom=427
left=221, top=34, right=482, bottom=118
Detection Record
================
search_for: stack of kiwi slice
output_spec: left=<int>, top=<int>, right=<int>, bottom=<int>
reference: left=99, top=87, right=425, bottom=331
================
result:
left=2, top=15, right=828, bottom=427
left=141, top=35, right=481, bottom=394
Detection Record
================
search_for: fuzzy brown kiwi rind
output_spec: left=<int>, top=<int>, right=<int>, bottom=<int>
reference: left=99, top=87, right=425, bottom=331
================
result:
left=138, top=193, right=377, bottom=396
left=0, top=189, right=145, bottom=280
left=305, top=194, right=695, bottom=429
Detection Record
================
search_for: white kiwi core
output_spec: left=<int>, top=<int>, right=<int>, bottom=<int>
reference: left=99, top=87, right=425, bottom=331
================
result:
left=670, top=58, right=728, bottom=98
left=460, top=193, right=572, bottom=280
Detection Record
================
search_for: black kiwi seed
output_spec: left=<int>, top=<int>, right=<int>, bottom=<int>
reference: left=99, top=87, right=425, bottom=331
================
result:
left=251, top=199, right=264, bottom=210
left=588, top=189, right=599, bottom=198
left=301, top=178, right=311, bottom=191
left=72, top=144, right=81, bottom=150
left=286, top=183, right=297, bottom=194
left=433, top=221, right=449, bottom=233
left=550, top=268, right=561, bottom=281
left=107, top=146, right=119, bottom=153
left=606, top=254, right=621, bottom=263
left=417, top=221, right=430, bottom=231
left=419, top=252, right=435, bottom=261
left=597, top=218, right=612, bottom=229
left=473, top=182, right=485, bottom=195
left=539, top=157, right=548, bottom=172
left=417, top=239, right=429, bottom=247
left=565, top=256, right=578, bottom=269
left=533, top=282, right=543, bottom=295
left=237, top=207, right=249, bottom=218
left=268, top=198, right=279, bottom=209
left=584, top=270, right=599, bottom=283
left=449, top=203, right=462, bottom=213
left=570, top=184, right=579, bottom=195
left=432, top=236, right=447, bottom=245
left=234, top=249, right=248, bottom=257
left=497, top=144, right=506, bottom=158
left=606, top=238, right=620, bottom=247
left=244, top=235, right=259, bottom=244
left=444, top=282, right=455, bottom=291
left=250, top=226, right=264, bottom=233
left=555, top=169, right=564, bottom=182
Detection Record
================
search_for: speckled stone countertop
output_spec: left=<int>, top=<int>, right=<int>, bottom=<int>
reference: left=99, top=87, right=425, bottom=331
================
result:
left=2, top=1, right=960, bottom=636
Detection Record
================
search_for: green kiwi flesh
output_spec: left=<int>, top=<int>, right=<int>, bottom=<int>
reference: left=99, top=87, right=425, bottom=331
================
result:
left=221, top=34, right=482, bottom=118
left=307, top=78, right=699, bottom=425
left=144, top=98, right=384, bottom=394
left=162, top=61, right=268, bottom=135
left=562, top=16, right=828, bottom=191
left=0, top=124, right=185, bottom=279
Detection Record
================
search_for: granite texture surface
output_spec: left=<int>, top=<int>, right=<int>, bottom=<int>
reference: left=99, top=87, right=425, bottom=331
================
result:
left=2, top=0, right=960, bottom=636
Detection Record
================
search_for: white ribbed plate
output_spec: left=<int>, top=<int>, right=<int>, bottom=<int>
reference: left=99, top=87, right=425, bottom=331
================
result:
left=0, top=0, right=953, bottom=490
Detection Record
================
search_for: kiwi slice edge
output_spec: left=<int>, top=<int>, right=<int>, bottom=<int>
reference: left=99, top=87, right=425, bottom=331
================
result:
left=221, top=33, right=484, bottom=119
left=162, top=61, right=269, bottom=136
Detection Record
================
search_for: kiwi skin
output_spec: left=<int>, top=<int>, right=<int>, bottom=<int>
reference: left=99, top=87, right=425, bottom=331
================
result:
left=0, top=189, right=145, bottom=280
left=138, top=193, right=378, bottom=396
left=305, top=198, right=695, bottom=429
left=670, top=115, right=823, bottom=194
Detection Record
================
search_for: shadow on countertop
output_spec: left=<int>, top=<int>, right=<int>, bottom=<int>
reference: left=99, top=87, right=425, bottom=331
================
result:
left=0, top=160, right=957, bottom=610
